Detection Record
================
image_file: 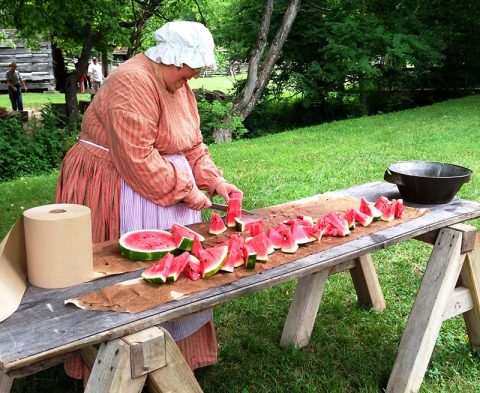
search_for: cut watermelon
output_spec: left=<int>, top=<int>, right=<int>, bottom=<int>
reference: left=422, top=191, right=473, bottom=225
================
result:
left=266, top=227, right=283, bottom=249
left=226, top=192, right=243, bottom=227
left=290, top=220, right=314, bottom=244
left=359, top=197, right=382, bottom=220
left=380, top=203, right=395, bottom=222
left=374, top=196, right=390, bottom=213
left=276, top=224, right=299, bottom=253
left=235, top=216, right=264, bottom=232
left=199, top=245, right=228, bottom=278
left=343, top=208, right=356, bottom=229
left=246, top=233, right=274, bottom=262
left=191, top=235, right=204, bottom=259
left=353, top=209, right=373, bottom=227
left=323, top=212, right=350, bottom=236
left=296, top=214, right=314, bottom=227
left=242, top=243, right=257, bottom=268
left=246, top=220, right=264, bottom=236
left=171, top=223, right=205, bottom=251
left=393, top=199, right=404, bottom=218
left=222, top=234, right=244, bottom=272
left=141, top=253, right=174, bottom=284
left=209, top=212, right=227, bottom=235
left=119, top=229, right=177, bottom=261
left=184, top=255, right=202, bottom=281
left=304, top=225, right=323, bottom=241
left=167, top=252, right=191, bottom=282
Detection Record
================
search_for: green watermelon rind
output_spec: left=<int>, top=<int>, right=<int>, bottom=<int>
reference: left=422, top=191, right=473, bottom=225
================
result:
left=119, top=230, right=177, bottom=261
left=202, top=246, right=228, bottom=279
left=141, top=271, right=168, bottom=285
left=172, top=224, right=206, bottom=251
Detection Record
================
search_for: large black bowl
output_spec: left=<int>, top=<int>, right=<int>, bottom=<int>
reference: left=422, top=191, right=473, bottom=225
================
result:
left=384, top=161, right=472, bottom=204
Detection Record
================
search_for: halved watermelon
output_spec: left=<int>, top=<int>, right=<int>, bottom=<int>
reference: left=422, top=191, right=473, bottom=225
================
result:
left=171, top=223, right=205, bottom=251
left=246, top=233, right=274, bottom=262
left=141, top=253, right=174, bottom=284
left=343, top=208, right=356, bottom=230
left=359, top=197, right=382, bottom=220
left=167, top=252, right=191, bottom=282
left=235, top=217, right=264, bottom=232
left=120, top=229, right=177, bottom=261
left=226, top=192, right=243, bottom=227
left=266, top=227, right=283, bottom=249
left=209, top=212, right=227, bottom=235
left=199, top=245, right=228, bottom=278
left=191, top=235, right=204, bottom=259
left=222, top=234, right=244, bottom=272
left=242, top=243, right=257, bottom=268
left=353, top=209, right=373, bottom=227
left=184, top=254, right=202, bottom=281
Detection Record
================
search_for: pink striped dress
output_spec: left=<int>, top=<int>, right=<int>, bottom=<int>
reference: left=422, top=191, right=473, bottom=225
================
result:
left=56, top=53, right=224, bottom=380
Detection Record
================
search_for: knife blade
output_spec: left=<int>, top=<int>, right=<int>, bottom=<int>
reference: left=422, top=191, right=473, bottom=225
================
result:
left=210, top=202, right=255, bottom=215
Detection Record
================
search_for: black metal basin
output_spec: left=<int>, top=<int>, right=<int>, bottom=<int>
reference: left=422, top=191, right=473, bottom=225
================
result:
left=384, top=161, right=472, bottom=204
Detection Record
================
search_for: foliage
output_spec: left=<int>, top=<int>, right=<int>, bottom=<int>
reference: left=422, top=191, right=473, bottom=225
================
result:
left=197, top=97, right=248, bottom=144
left=0, top=105, right=77, bottom=182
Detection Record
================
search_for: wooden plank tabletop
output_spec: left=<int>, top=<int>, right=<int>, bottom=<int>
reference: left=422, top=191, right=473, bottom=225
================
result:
left=1, top=181, right=480, bottom=375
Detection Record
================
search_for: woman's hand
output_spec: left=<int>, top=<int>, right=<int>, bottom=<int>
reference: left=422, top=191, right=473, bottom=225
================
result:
left=215, top=182, right=243, bottom=203
left=183, top=187, right=212, bottom=210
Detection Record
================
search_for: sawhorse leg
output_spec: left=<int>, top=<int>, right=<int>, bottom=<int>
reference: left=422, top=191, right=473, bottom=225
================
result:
left=84, top=326, right=202, bottom=393
left=387, top=224, right=480, bottom=393
left=0, top=373, right=13, bottom=393
left=280, top=253, right=386, bottom=348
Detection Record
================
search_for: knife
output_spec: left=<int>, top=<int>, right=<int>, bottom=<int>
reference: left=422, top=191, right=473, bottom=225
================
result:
left=210, top=202, right=255, bottom=215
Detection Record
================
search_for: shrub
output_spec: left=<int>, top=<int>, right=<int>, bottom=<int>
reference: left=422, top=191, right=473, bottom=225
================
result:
left=0, top=105, right=77, bottom=181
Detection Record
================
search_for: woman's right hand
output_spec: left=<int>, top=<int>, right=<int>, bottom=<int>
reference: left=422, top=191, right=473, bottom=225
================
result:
left=183, top=187, right=212, bottom=210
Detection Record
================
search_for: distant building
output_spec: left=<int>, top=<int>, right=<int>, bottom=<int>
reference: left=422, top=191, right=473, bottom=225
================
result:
left=0, top=29, right=56, bottom=91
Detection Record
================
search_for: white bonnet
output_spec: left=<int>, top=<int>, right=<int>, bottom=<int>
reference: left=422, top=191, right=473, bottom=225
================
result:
left=144, top=21, right=216, bottom=69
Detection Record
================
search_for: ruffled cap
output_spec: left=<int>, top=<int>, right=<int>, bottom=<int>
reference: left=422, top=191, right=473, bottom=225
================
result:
left=145, top=21, right=216, bottom=69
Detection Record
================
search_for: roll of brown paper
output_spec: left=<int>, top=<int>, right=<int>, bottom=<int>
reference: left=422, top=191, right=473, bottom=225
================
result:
left=23, top=204, right=93, bottom=288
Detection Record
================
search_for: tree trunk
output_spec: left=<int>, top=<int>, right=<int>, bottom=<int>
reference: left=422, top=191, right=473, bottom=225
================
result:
left=51, top=41, right=66, bottom=92
left=231, top=0, right=301, bottom=120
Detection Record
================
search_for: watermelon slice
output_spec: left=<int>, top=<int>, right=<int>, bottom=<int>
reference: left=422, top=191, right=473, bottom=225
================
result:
left=353, top=209, right=373, bottom=227
left=380, top=203, right=395, bottom=222
left=323, top=212, right=350, bottom=236
left=304, top=225, right=323, bottom=241
left=246, top=220, right=264, bottom=236
left=209, top=212, right=227, bottom=235
left=235, top=216, right=264, bottom=232
left=171, top=223, right=205, bottom=251
left=374, top=196, right=390, bottom=213
left=359, top=197, right=382, bottom=221
left=199, top=245, right=228, bottom=278
left=141, top=253, right=174, bottom=284
left=222, top=234, right=245, bottom=272
left=226, top=192, right=243, bottom=227
left=191, top=235, right=204, bottom=259
left=343, top=208, right=356, bottom=229
left=119, top=229, right=177, bottom=261
left=276, top=223, right=299, bottom=253
left=393, top=199, right=404, bottom=218
left=290, top=220, right=314, bottom=244
left=266, top=227, right=283, bottom=249
left=296, top=214, right=314, bottom=227
left=246, top=233, right=274, bottom=262
left=184, top=254, right=202, bottom=281
left=242, top=243, right=257, bottom=268
left=167, top=252, right=191, bottom=282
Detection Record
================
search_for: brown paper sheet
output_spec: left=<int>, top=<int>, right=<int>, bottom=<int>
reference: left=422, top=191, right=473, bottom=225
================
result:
left=66, top=194, right=427, bottom=314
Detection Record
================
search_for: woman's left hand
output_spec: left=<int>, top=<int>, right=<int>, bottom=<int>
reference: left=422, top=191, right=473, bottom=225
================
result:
left=215, top=182, right=243, bottom=203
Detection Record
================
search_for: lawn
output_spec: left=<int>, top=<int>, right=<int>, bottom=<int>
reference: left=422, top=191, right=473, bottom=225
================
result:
left=1, top=95, right=480, bottom=392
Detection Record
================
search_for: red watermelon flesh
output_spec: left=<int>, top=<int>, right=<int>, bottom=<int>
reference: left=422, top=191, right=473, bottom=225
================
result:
left=374, top=196, right=390, bottom=213
left=199, top=245, right=228, bottom=278
left=266, top=228, right=283, bottom=249
left=246, top=220, right=264, bottom=237
left=209, top=212, right=227, bottom=235
left=141, top=253, right=174, bottom=284
left=296, top=214, right=314, bottom=227
left=353, top=209, right=373, bottom=227
left=191, top=235, right=204, bottom=259
left=393, top=199, right=404, bottom=218
left=226, top=192, right=243, bottom=227
left=242, top=243, right=257, bottom=268
left=235, top=216, right=264, bottom=232
left=323, top=212, right=350, bottom=236
left=275, top=224, right=298, bottom=253
left=246, top=233, right=274, bottom=262
left=171, top=223, right=205, bottom=251
left=222, top=235, right=244, bottom=272
left=343, top=208, right=356, bottom=229
left=119, top=229, right=177, bottom=261
left=167, top=252, right=191, bottom=282
left=359, top=197, right=382, bottom=220
left=380, top=203, right=395, bottom=222
left=290, top=220, right=314, bottom=244
left=304, top=225, right=323, bottom=241
left=184, top=255, right=202, bottom=281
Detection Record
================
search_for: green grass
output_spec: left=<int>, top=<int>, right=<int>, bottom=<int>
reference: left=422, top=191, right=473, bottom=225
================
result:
left=0, top=74, right=239, bottom=110
left=2, top=95, right=480, bottom=392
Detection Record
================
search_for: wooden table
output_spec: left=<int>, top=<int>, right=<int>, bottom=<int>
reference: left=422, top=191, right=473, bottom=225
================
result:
left=1, top=182, right=480, bottom=393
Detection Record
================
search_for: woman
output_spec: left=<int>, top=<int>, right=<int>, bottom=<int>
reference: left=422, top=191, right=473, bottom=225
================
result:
left=56, top=21, right=242, bottom=384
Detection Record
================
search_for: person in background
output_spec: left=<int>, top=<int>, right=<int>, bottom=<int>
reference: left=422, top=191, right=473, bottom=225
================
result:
left=5, top=61, right=27, bottom=111
left=87, top=56, right=104, bottom=95
left=56, top=21, right=242, bottom=385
